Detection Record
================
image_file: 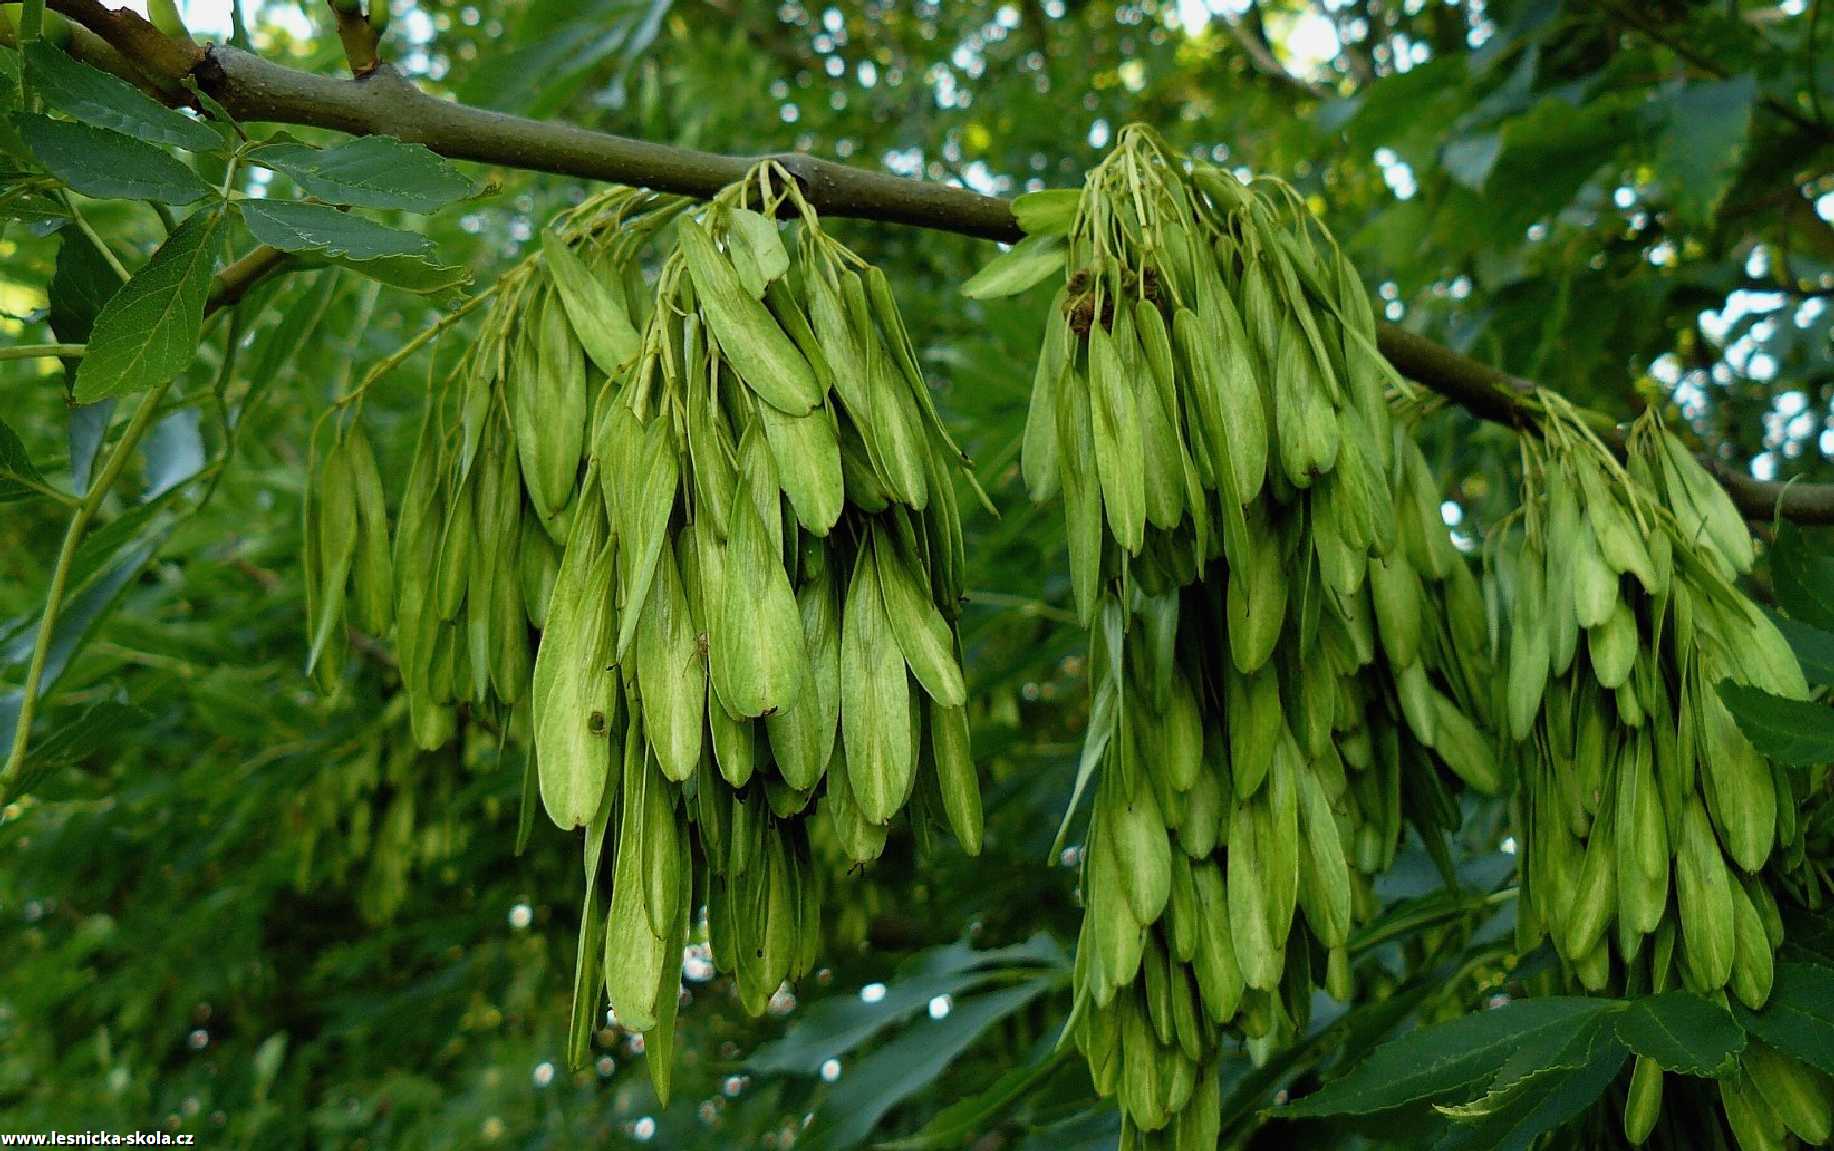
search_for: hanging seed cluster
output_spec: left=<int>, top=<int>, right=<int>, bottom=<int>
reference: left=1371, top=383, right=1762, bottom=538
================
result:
left=1004, top=126, right=1500, bottom=1148
left=305, top=189, right=677, bottom=751
left=289, top=699, right=476, bottom=926
left=530, top=164, right=986, bottom=1103
left=1501, top=401, right=1830, bottom=1147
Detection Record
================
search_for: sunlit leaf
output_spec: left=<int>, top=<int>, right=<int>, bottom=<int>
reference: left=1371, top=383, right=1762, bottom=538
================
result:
left=24, top=42, right=222, bottom=153
left=240, top=200, right=434, bottom=261
left=249, top=135, right=473, bottom=212
left=73, top=208, right=221, bottom=402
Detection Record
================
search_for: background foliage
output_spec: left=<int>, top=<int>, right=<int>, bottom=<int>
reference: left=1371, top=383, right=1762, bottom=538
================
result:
left=1, top=0, right=1831, bottom=1147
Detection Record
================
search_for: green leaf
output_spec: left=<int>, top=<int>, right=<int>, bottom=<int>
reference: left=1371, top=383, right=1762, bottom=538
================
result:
left=1432, top=1020, right=1628, bottom=1151
left=0, top=531, right=166, bottom=758
left=306, top=251, right=471, bottom=297
left=1441, top=133, right=1503, bottom=191
left=142, top=408, right=205, bottom=500
left=749, top=935, right=1063, bottom=1075
left=1010, top=188, right=1079, bottom=237
left=799, top=977, right=1056, bottom=1150
left=6, top=699, right=149, bottom=799
left=0, top=417, right=50, bottom=504
left=961, top=234, right=1064, bottom=299
left=73, top=208, right=221, bottom=403
left=249, top=271, right=341, bottom=386
left=0, top=188, right=71, bottom=222
left=454, top=0, right=670, bottom=118
left=16, top=113, right=213, bottom=204
left=1767, top=609, right=1834, bottom=686
left=1612, top=992, right=1745, bottom=1076
left=67, top=400, right=114, bottom=497
left=1771, top=521, right=1834, bottom=633
left=23, top=42, right=222, bottom=153
left=249, top=136, right=472, bottom=211
left=1715, top=680, right=1834, bottom=767
left=1277, top=998, right=1618, bottom=1118
left=48, top=232, right=121, bottom=485
left=1734, top=963, right=1834, bottom=1076
left=877, top=1044, right=1072, bottom=1150
left=1654, top=75, right=1756, bottom=227
left=747, top=968, right=1001, bottom=1076
left=49, top=227, right=119, bottom=344
left=240, top=200, right=433, bottom=260
left=1485, top=95, right=1630, bottom=239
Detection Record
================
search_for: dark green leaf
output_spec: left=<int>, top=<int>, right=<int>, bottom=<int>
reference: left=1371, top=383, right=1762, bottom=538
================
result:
left=1734, top=963, right=1834, bottom=1076
left=1715, top=680, right=1834, bottom=767
left=1484, top=95, right=1630, bottom=239
left=249, top=271, right=340, bottom=387
left=7, top=700, right=150, bottom=799
left=799, top=977, right=1056, bottom=1150
left=1432, top=1020, right=1627, bottom=1151
left=66, top=493, right=185, bottom=594
left=16, top=113, right=213, bottom=204
left=249, top=136, right=472, bottom=211
left=0, top=188, right=71, bottom=222
left=68, top=401, right=115, bottom=498
left=1771, top=521, right=1834, bottom=633
left=1441, top=133, right=1502, bottom=191
left=49, top=227, right=120, bottom=345
left=305, top=251, right=471, bottom=296
left=1766, top=609, right=1834, bottom=686
left=0, top=417, right=50, bottom=504
left=878, top=1043, right=1072, bottom=1150
left=748, top=968, right=1006, bottom=1075
left=24, top=42, right=222, bottom=153
left=455, top=0, right=671, bottom=117
left=749, top=935, right=1063, bottom=1075
left=141, top=408, right=205, bottom=500
left=0, top=532, right=165, bottom=757
left=1654, top=75, right=1756, bottom=227
left=73, top=208, right=221, bottom=403
left=1276, top=998, right=1617, bottom=1118
left=239, top=200, right=433, bottom=260
left=1612, top=992, right=1745, bottom=1076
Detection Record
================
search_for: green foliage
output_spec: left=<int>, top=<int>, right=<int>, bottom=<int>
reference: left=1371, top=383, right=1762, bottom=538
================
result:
left=71, top=208, right=220, bottom=401
left=17, top=114, right=215, bottom=203
left=23, top=41, right=223, bottom=153
left=239, top=199, right=434, bottom=260
left=1, top=2, right=1830, bottom=1149
left=247, top=136, right=472, bottom=212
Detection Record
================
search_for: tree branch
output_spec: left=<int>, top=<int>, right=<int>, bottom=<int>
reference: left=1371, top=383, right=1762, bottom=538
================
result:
left=208, top=244, right=290, bottom=312
left=44, top=0, right=1834, bottom=524
left=1220, top=4, right=1332, bottom=100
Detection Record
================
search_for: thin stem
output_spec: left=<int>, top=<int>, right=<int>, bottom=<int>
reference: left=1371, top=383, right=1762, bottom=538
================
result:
left=18, top=0, right=43, bottom=105
left=335, top=284, right=496, bottom=409
left=0, top=343, right=85, bottom=361
left=965, top=590, right=1080, bottom=625
left=2, top=378, right=174, bottom=791
left=63, top=195, right=133, bottom=282
left=1811, top=0, right=1828, bottom=128
left=10, top=475, right=80, bottom=507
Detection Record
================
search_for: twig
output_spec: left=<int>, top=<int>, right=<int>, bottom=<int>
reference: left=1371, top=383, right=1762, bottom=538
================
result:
left=0, top=343, right=85, bottom=361
left=37, top=0, right=1834, bottom=523
left=1602, top=0, right=1833, bottom=141
left=2, top=377, right=172, bottom=790
left=1218, top=3, right=1331, bottom=100
left=1, top=231, right=293, bottom=793
left=325, top=0, right=384, bottom=77
left=63, top=195, right=132, bottom=282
